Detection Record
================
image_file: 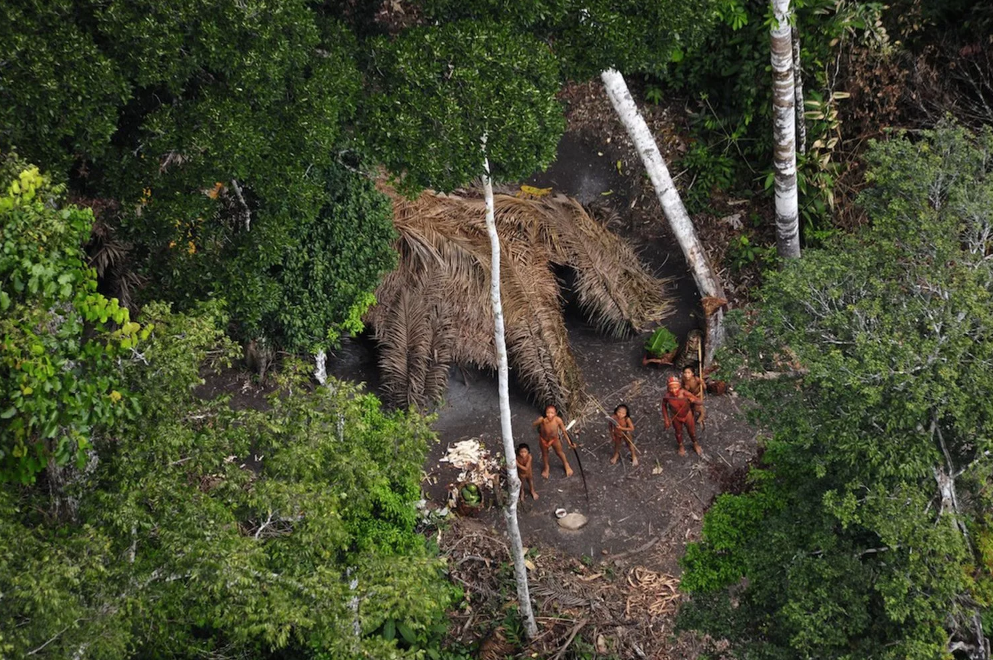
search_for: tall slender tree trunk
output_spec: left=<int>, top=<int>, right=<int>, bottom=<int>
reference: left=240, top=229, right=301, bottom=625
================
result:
left=772, top=0, right=801, bottom=259
left=792, top=30, right=807, bottom=155
left=600, top=69, right=726, bottom=366
left=482, top=140, right=538, bottom=638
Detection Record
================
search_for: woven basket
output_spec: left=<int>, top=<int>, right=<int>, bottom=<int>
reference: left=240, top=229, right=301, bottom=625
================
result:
left=454, top=481, right=487, bottom=517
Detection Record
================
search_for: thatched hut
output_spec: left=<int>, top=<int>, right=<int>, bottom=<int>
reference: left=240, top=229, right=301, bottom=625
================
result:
left=366, top=186, right=673, bottom=411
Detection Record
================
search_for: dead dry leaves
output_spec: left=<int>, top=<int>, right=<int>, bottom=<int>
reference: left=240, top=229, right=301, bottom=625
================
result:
left=625, top=567, right=681, bottom=618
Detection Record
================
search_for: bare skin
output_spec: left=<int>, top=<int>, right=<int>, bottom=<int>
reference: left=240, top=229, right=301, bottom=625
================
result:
left=532, top=406, right=575, bottom=478
left=663, top=380, right=702, bottom=456
left=681, top=367, right=707, bottom=429
left=608, top=407, right=637, bottom=466
left=516, top=447, right=538, bottom=499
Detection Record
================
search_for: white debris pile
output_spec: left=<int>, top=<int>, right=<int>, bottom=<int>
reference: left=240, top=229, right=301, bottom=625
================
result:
left=439, top=438, right=500, bottom=487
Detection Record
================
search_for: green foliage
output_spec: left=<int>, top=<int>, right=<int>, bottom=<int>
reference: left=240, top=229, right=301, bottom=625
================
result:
left=162, top=162, right=399, bottom=351
left=0, top=1, right=398, bottom=351
left=368, top=618, right=471, bottom=660
left=263, top=164, right=397, bottom=350
left=679, top=137, right=738, bottom=213
left=0, top=303, right=456, bottom=659
left=889, top=0, right=993, bottom=45
left=0, top=157, right=141, bottom=484
left=680, top=125, right=993, bottom=658
left=643, top=83, right=665, bottom=105
left=102, top=8, right=374, bottom=349
left=361, top=21, right=565, bottom=193
left=418, top=0, right=719, bottom=79
left=727, top=233, right=776, bottom=272
left=644, top=327, right=678, bottom=357
left=0, top=1, right=129, bottom=168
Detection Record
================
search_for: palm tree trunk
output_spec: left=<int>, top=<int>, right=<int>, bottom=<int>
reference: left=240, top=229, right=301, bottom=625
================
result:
left=600, top=69, right=726, bottom=366
left=482, top=139, right=538, bottom=638
left=772, top=0, right=801, bottom=259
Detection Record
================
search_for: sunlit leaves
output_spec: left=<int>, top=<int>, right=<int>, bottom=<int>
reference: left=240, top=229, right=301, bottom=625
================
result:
left=0, top=158, right=141, bottom=483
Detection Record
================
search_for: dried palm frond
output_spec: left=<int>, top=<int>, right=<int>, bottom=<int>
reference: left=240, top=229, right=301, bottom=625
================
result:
left=423, top=298, right=455, bottom=402
left=85, top=216, right=144, bottom=311
left=624, top=568, right=681, bottom=618
left=478, top=626, right=515, bottom=660
left=502, top=245, right=581, bottom=410
left=377, top=287, right=432, bottom=407
left=368, top=184, right=673, bottom=411
left=491, top=195, right=671, bottom=336
left=530, top=580, right=595, bottom=610
left=88, top=223, right=129, bottom=278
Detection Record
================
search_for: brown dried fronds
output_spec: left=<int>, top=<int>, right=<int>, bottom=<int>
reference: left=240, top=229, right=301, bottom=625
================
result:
left=624, top=567, right=681, bottom=619
left=83, top=214, right=144, bottom=311
left=368, top=185, right=673, bottom=411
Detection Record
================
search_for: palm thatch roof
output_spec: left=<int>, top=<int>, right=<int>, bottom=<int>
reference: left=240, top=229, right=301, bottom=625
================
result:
left=366, top=185, right=673, bottom=412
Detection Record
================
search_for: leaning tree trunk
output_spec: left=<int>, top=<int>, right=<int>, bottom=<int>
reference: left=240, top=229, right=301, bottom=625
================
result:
left=772, top=0, right=801, bottom=259
left=600, top=69, right=726, bottom=367
left=482, top=140, right=538, bottom=638
left=931, top=415, right=990, bottom=659
left=792, top=30, right=806, bottom=155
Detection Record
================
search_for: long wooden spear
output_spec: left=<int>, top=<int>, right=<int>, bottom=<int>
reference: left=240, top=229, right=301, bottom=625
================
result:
left=698, top=341, right=706, bottom=440
left=565, top=419, right=589, bottom=504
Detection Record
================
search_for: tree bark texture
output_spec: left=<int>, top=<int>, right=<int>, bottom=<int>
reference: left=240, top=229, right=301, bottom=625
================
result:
left=792, top=30, right=807, bottom=155
left=600, top=68, right=726, bottom=366
left=482, top=143, right=538, bottom=638
left=931, top=416, right=990, bottom=659
left=772, top=0, right=801, bottom=259
left=313, top=349, right=328, bottom=385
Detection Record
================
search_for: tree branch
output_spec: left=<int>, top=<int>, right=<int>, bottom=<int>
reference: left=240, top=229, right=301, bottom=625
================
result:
left=230, top=179, right=251, bottom=232
left=27, top=624, right=74, bottom=656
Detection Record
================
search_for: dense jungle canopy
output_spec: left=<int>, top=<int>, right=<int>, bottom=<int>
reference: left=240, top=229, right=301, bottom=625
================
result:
left=1, top=0, right=993, bottom=658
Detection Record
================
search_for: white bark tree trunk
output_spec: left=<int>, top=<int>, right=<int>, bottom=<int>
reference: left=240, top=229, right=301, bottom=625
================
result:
left=772, top=0, right=801, bottom=259
left=314, top=349, right=327, bottom=385
left=482, top=140, right=538, bottom=638
left=600, top=69, right=726, bottom=366
left=792, top=30, right=807, bottom=155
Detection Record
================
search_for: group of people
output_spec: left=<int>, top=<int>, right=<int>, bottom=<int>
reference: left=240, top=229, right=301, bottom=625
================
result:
left=514, top=367, right=708, bottom=501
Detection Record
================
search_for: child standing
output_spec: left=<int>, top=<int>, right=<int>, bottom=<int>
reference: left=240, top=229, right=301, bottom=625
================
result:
left=609, top=404, right=638, bottom=466
left=681, top=367, right=706, bottom=429
left=532, top=405, right=575, bottom=478
left=515, top=443, right=538, bottom=500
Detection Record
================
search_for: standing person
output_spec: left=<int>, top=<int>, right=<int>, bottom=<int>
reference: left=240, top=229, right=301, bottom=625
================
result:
left=516, top=443, right=538, bottom=500
left=673, top=329, right=703, bottom=370
left=608, top=404, right=638, bottom=466
left=662, top=375, right=702, bottom=456
left=532, top=405, right=575, bottom=478
left=681, top=367, right=706, bottom=429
